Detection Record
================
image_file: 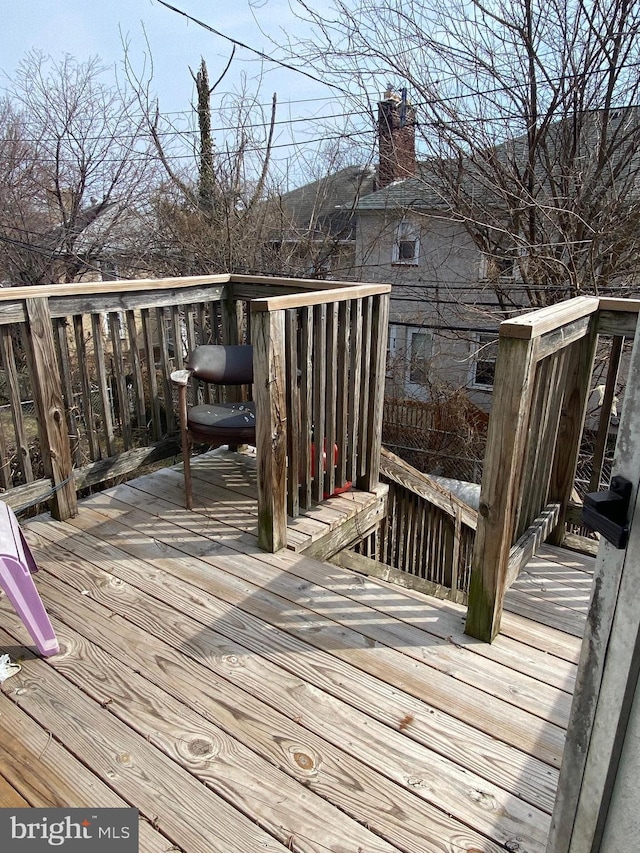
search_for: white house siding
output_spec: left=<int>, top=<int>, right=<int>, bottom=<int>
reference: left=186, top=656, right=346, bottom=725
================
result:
left=356, top=208, right=524, bottom=409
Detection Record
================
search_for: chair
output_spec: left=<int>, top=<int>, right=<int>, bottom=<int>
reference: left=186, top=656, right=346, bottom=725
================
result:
left=171, top=345, right=255, bottom=509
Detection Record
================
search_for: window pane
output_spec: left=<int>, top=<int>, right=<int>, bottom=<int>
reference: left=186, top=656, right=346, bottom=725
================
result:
left=474, top=335, right=499, bottom=388
left=409, top=332, right=430, bottom=383
left=398, top=239, right=417, bottom=260
left=475, top=359, right=496, bottom=387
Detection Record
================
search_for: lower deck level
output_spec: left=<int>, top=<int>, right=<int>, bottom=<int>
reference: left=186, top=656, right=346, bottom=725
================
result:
left=0, top=450, right=594, bottom=852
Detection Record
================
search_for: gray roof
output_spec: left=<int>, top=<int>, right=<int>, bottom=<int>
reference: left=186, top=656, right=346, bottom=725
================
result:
left=356, top=163, right=453, bottom=212
left=357, top=106, right=640, bottom=214
left=275, top=164, right=376, bottom=238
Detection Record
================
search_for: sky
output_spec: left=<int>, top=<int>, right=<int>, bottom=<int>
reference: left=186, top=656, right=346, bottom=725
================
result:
left=2, top=0, right=331, bottom=110
left=0, top=0, right=368, bottom=182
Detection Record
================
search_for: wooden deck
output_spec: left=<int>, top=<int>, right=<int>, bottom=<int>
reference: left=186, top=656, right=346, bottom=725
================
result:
left=0, top=451, right=595, bottom=853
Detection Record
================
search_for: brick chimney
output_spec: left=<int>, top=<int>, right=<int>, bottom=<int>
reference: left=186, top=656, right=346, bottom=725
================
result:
left=377, top=89, right=416, bottom=188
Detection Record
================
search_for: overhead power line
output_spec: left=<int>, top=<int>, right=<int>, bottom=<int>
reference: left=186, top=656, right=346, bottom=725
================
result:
left=0, top=106, right=374, bottom=145
left=156, top=0, right=353, bottom=97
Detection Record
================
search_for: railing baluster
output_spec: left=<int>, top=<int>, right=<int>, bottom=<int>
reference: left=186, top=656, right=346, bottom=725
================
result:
left=91, top=313, right=116, bottom=458
left=312, top=303, right=327, bottom=504
left=155, top=306, right=175, bottom=435
left=325, top=301, right=339, bottom=499
left=54, top=318, right=82, bottom=468
left=73, top=314, right=100, bottom=460
left=347, top=299, right=362, bottom=485
left=1, top=325, right=34, bottom=482
left=299, top=306, right=313, bottom=510
left=336, top=301, right=350, bottom=489
left=108, top=312, right=133, bottom=450
left=141, top=308, right=162, bottom=442
left=356, top=297, right=372, bottom=481
left=126, top=310, right=148, bottom=443
left=285, top=309, right=300, bottom=518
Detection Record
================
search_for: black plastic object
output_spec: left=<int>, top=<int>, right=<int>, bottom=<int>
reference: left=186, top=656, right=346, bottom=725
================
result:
left=583, top=476, right=633, bottom=549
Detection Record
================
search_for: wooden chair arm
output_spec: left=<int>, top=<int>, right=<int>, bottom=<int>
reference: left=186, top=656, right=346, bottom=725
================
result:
left=170, top=369, right=192, bottom=386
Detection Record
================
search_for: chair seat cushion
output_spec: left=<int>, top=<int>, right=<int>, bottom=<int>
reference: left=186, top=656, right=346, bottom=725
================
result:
left=187, top=401, right=256, bottom=444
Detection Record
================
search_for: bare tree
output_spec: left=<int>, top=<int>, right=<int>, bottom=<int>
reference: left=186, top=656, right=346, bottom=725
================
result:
left=124, top=44, right=285, bottom=276
left=0, top=51, right=156, bottom=284
left=290, top=0, right=640, bottom=305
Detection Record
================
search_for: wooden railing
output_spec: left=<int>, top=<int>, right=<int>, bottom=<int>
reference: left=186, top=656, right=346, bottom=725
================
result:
left=466, top=296, right=640, bottom=642
left=0, top=275, right=235, bottom=515
left=0, top=274, right=390, bottom=554
left=368, top=448, right=477, bottom=600
left=332, top=450, right=477, bottom=602
left=249, top=282, right=390, bottom=550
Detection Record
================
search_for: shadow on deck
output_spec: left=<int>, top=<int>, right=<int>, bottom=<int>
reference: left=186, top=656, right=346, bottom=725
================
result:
left=0, top=451, right=594, bottom=853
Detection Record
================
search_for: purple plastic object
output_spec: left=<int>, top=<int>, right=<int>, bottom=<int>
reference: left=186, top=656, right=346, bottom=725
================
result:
left=0, top=501, right=59, bottom=656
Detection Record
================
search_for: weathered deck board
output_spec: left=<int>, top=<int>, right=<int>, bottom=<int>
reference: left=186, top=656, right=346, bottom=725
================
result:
left=0, top=603, right=398, bottom=853
left=0, top=772, right=29, bottom=808
left=0, top=665, right=184, bottom=852
left=501, top=543, right=594, bottom=644
left=0, top=451, right=595, bottom=853
left=3, top=543, right=506, bottom=853
left=25, top=511, right=556, bottom=838
left=49, top=492, right=567, bottom=767
left=28, top=504, right=559, bottom=814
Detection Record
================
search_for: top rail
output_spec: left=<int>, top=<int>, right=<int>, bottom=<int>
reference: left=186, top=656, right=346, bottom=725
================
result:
left=0, top=274, right=231, bottom=302
left=250, top=283, right=391, bottom=313
left=0, top=272, right=392, bottom=554
left=500, top=296, right=599, bottom=339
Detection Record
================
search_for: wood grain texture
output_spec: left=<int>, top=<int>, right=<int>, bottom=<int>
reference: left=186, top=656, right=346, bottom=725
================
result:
left=253, top=309, right=287, bottom=551
left=25, top=297, right=76, bottom=519
left=466, top=335, right=539, bottom=642
left=18, top=529, right=544, bottom=853
left=30, top=499, right=567, bottom=765
left=250, top=282, right=391, bottom=312
left=0, top=450, right=595, bottom=853
left=500, top=296, right=598, bottom=339
left=0, top=274, right=230, bottom=304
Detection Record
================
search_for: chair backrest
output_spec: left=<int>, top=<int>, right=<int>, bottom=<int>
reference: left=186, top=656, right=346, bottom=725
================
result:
left=188, top=345, right=254, bottom=385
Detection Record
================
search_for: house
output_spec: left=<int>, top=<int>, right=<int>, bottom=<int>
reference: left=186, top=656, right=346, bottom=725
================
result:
left=272, top=91, right=523, bottom=410
left=263, top=163, right=376, bottom=279
left=354, top=92, right=538, bottom=410
left=276, top=93, right=640, bottom=417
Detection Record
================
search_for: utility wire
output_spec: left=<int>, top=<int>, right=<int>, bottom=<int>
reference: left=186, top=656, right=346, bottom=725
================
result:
left=156, top=0, right=353, bottom=97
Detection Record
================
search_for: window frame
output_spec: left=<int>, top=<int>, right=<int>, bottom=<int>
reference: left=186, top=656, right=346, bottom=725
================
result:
left=406, top=327, right=432, bottom=388
left=480, top=250, right=517, bottom=282
left=392, top=219, right=420, bottom=265
left=471, top=332, right=499, bottom=390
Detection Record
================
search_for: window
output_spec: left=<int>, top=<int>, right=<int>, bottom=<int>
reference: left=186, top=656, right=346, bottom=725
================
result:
left=481, top=250, right=516, bottom=281
left=472, top=333, right=499, bottom=389
left=407, top=329, right=432, bottom=385
left=393, top=220, right=420, bottom=265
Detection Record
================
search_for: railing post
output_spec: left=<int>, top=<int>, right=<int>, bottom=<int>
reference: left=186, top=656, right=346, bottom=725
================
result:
left=358, top=292, right=389, bottom=492
left=253, top=307, right=287, bottom=552
left=25, top=297, right=77, bottom=520
left=465, top=334, right=538, bottom=642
